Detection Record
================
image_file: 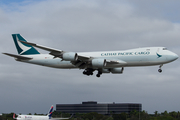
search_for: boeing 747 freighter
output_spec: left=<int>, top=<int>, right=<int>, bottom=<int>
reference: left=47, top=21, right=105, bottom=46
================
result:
left=3, top=34, right=178, bottom=77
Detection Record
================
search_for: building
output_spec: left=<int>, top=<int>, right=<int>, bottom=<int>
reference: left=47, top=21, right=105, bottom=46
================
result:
left=56, top=101, right=142, bottom=115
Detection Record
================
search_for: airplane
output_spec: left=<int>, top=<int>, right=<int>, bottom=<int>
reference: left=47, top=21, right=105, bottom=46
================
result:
left=13, top=105, right=71, bottom=120
left=3, top=34, right=178, bottom=77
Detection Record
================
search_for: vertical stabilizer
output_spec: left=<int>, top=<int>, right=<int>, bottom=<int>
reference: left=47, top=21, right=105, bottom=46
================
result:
left=12, top=34, right=40, bottom=55
left=13, top=113, right=16, bottom=119
left=48, top=105, right=53, bottom=119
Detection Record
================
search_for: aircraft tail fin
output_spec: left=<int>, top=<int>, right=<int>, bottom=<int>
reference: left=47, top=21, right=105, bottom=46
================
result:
left=47, top=105, right=53, bottom=119
left=13, top=113, right=16, bottom=119
left=12, top=34, right=40, bottom=55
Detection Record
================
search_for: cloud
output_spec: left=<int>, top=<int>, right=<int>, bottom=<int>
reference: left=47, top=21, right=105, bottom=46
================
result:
left=0, top=0, right=180, bottom=114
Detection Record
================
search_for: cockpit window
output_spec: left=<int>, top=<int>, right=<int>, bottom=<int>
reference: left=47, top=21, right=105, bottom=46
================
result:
left=163, top=48, right=167, bottom=50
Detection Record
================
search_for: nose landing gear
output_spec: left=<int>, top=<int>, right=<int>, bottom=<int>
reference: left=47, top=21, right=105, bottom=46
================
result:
left=158, top=64, right=163, bottom=73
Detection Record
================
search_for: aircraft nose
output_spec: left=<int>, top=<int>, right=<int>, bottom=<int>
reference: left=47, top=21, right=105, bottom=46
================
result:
left=171, top=53, right=179, bottom=61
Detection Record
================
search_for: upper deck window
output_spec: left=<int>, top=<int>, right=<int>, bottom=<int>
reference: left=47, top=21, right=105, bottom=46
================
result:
left=163, top=48, right=167, bottom=50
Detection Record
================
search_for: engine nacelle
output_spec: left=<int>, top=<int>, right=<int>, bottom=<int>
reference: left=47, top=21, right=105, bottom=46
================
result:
left=62, top=52, right=78, bottom=61
left=92, top=59, right=106, bottom=68
left=101, top=69, right=110, bottom=73
left=110, top=67, right=124, bottom=74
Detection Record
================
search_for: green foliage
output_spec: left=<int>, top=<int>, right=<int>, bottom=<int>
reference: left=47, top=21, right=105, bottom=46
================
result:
left=112, top=113, right=126, bottom=120
left=150, top=116, right=176, bottom=120
left=1, top=113, right=14, bottom=120
left=105, top=117, right=113, bottom=120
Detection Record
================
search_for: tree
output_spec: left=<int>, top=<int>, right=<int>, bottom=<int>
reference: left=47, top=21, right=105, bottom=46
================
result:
left=112, top=114, right=121, bottom=120
left=154, top=111, right=158, bottom=117
left=120, top=113, right=127, bottom=120
left=162, top=110, right=169, bottom=117
left=140, top=110, right=149, bottom=120
left=82, top=113, right=94, bottom=120
left=130, top=110, right=138, bottom=119
left=177, top=111, right=180, bottom=119
left=169, top=111, right=177, bottom=118
left=106, top=117, right=114, bottom=120
left=112, top=113, right=127, bottom=120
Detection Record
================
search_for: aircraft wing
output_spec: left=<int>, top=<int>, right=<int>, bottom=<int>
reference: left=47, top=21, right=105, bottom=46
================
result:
left=3, top=53, right=32, bottom=60
left=20, top=40, right=64, bottom=57
left=106, top=59, right=127, bottom=65
left=78, top=55, right=91, bottom=61
left=20, top=40, right=90, bottom=60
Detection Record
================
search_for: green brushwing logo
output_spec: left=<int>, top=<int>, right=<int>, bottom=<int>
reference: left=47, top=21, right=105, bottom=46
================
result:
left=156, top=53, right=162, bottom=58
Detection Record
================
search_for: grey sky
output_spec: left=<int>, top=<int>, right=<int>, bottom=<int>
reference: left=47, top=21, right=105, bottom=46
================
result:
left=0, top=0, right=180, bottom=114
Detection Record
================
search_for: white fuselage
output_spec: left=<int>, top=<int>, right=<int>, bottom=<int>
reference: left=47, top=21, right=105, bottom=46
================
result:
left=16, top=115, right=49, bottom=120
left=19, top=47, right=178, bottom=69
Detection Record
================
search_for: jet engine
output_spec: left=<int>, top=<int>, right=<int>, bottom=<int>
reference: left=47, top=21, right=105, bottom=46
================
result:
left=110, top=67, right=124, bottom=74
left=101, top=69, right=110, bottom=73
left=92, top=59, right=106, bottom=68
left=62, top=52, right=78, bottom=61
left=101, top=67, right=124, bottom=74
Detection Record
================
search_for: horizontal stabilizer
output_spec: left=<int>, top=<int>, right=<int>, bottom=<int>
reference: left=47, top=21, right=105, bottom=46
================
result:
left=3, top=53, right=32, bottom=60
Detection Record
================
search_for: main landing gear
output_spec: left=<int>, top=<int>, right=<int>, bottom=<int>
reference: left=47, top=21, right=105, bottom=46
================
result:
left=83, top=68, right=94, bottom=76
left=83, top=69, right=102, bottom=78
left=158, top=64, right=163, bottom=73
left=96, top=71, right=102, bottom=78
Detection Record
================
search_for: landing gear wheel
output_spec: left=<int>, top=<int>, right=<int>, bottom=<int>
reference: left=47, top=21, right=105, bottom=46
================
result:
left=83, top=68, right=95, bottom=76
left=96, top=70, right=102, bottom=78
left=96, top=74, right=100, bottom=77
left=83, top=71, right=87, bottom=75
left=158, top=64, right=163, bottom=73
left=158, top=69, right=162, bottom=73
